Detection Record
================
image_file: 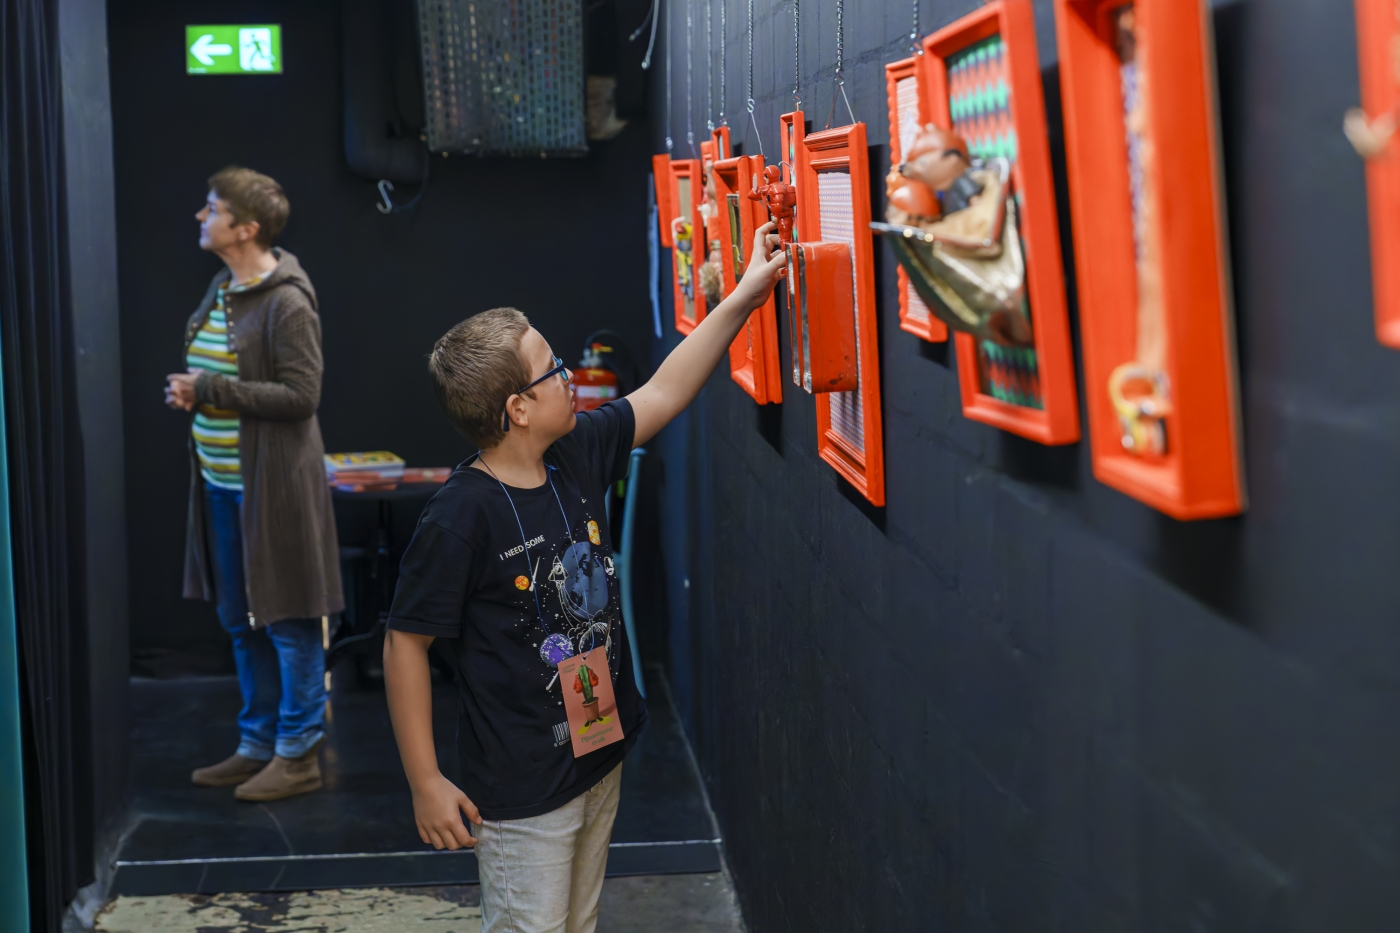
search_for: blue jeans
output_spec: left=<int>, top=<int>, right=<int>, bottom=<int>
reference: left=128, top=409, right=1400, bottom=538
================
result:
left=205, top=485, right=326, bottom=760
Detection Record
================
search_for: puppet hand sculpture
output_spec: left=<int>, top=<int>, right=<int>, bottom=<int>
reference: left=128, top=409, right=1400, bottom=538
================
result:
left=747, top=166, right=798, bottom=245
left=1345, top=107, right=1397, bottom=159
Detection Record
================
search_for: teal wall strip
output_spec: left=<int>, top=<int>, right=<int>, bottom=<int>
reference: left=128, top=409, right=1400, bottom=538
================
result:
left=0, top=348, right=30, bottom=928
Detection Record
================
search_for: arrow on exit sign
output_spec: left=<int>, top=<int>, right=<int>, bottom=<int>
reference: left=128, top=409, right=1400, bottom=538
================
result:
left=186, top=25, right=282, bottom=75
left=190, top=34, right=232, bottom=66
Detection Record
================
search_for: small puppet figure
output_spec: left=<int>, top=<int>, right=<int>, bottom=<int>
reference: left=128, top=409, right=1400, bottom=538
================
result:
left=699, top=237, right=725, bottom=307
left=747, top=165, right=798, bottom=245
left=573, top=663, right=604, bottom=729
left=700, top=157, right=719, bottom=222
left=887, top=125, right=985, bottom=225
left=673, top=218, right=695, bottom=301
left=699, top=161, right=726, bottom=307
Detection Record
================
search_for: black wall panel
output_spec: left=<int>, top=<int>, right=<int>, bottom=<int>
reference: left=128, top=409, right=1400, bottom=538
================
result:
left=107, top=0, right=656, bottom=663
left=651, top=0, right=1400, bottom=928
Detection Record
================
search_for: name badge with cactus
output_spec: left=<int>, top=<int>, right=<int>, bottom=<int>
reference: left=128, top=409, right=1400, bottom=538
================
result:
left=557, top=650, right=625, bottom=758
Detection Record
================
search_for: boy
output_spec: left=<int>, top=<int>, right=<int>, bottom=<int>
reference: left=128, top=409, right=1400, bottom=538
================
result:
left=384, top=222, right=786, bottom=933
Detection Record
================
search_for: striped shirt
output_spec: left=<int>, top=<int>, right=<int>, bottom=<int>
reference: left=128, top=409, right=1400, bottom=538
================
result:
left=187, top=274, right=267, bottom=491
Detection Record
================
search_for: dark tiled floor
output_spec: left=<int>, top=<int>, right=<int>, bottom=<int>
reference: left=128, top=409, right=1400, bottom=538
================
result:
left=115, top=667, right=718, bottom=893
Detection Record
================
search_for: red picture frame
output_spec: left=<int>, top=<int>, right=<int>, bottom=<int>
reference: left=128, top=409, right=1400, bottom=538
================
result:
left=780, top=111, right=809, bottom=239
left=667, top=158, right=706, bottom=335
left=885, top=56, right=948, bottom=343
left=652, top=153, right=674, bottom=248
left=796, top=122, right=886, bottom=506
left=714, top=153, right=784, bottom=404
left=921, top=0, right=1079, bottom=445
left=1055, top=0, right=1244, bottom=518
left=1353, top=0, right=1400, bottom=348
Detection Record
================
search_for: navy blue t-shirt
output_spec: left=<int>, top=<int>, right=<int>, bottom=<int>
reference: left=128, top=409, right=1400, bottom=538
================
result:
left=387, top=400, right=647, bottom=820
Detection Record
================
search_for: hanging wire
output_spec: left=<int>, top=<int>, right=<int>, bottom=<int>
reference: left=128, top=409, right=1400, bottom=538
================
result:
left=719, top=0, right=727, bottom=126
left=665, top=0, right=674, bottom=150
left=910, top=0, right=922, bottom=55
left=745, top=0, right=763, bottom=155
left=826, top=0, right=856, bottom=128
left=687, top=0, right=697, bottom=153
left=705, top=0, right=715, bottom=133
left=793, top=0, right=802, bottom=110
left=631, top=0, right=662, bottom=69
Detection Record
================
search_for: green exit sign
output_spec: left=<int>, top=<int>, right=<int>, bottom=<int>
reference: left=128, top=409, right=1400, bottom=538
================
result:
left=186, top=25, right=282, bottom=75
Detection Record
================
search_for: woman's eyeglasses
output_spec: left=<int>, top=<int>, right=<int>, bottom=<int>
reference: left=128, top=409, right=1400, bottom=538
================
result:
left=502, top=356, right=571, bottom=431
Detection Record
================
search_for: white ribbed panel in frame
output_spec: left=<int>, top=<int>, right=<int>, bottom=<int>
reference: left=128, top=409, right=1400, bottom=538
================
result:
left=817, top=171, right=864, bottom=453
left=895, top=76, right=932, bottom=324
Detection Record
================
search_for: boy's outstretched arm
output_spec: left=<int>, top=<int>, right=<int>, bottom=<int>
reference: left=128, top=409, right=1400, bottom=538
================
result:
left=384, top=629, right=482, bottom=849
left=629, top=222, right=787, bottom=446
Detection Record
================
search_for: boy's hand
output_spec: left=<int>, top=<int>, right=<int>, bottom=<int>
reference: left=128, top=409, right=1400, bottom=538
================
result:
left=728, top=222, right=787, bottom=313
left=627, top=221, right=788, bottom=447
left=411, top=772, right=482, bottom=849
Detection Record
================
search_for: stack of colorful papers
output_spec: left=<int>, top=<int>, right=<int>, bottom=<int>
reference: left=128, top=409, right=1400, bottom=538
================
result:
left=325, top=451, right=405, bottom=491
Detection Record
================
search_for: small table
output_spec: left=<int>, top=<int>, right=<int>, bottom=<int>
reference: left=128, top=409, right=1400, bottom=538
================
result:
left=329, top=482, right=445, bottom=672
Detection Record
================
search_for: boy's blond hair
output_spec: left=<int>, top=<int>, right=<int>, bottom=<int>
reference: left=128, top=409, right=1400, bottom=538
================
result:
left=429, top=308, right=533, bottom=448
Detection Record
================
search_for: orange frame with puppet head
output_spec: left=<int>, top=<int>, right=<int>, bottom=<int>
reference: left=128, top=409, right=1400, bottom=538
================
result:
left=918, top=0, right=1079, bottom=446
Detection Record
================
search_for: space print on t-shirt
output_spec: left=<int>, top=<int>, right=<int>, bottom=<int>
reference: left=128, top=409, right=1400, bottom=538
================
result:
left=549, top=537, right=616, bottom=654
left=504, top=504, right=622, bottom=691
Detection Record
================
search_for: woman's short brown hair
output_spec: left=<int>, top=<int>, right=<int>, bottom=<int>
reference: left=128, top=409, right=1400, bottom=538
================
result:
left=429, top=308, right=533, bottom=449
left=208, top=166, right=290, bottom=248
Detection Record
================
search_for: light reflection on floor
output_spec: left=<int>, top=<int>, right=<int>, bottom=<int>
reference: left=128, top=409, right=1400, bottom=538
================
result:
left=95, top=873, right=745, bottom=933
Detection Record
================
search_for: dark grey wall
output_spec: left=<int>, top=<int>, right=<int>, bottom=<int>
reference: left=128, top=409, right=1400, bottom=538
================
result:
left=106, top=0, right=656, bottom=664
left=651, top=0, right=1400, bottom=928
left=60, top=0, right=129, bottom=857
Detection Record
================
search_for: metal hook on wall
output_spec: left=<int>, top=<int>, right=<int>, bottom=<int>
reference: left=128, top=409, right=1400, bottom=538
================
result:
left=376, top=180, right=398, bottom=214
left=375, top=155, right=430, bottom=214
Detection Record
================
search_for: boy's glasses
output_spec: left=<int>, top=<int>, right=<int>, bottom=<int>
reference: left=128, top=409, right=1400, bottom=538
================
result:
left=502, top=356, right=572, bottom=431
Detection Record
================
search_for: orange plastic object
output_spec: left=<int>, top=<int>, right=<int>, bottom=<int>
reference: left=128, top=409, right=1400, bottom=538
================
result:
left=652, top=153, right=673, bottom=248
left=795, top=121, right=886, bottom=507
left=711, top=125, right=731, bottom=160
left=714, top=153, right=784, bottom=404
left=787, top=242, right=857, bottom=393
left=1055, top=0, right=1244, bottom=518
left=1353, top=0, right=1400, bottom=347
left=885, top=56, right=948, bottom=343
left=571, top=363, right=619, bottom=412
left=922, top=1, right=1079, bottom=445
left=667, top=158, right=706, bottom=334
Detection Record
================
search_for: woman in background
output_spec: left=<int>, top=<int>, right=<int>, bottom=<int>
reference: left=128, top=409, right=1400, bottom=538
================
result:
left=165, top=167, right=343, bottom=802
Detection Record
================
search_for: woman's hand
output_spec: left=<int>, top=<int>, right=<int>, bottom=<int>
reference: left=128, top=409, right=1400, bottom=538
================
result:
left=410, top=771, right=482, bottom=849
left=728, top=222, right=787, bottom=313
left=165, top=372, right=197, bottom=411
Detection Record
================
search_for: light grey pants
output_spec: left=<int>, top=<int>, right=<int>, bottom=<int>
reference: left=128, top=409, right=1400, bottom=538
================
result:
left=476, top=763, right=623, bottom=933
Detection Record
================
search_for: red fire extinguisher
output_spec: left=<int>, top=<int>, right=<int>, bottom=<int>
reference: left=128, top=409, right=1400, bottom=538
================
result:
left=572, top=344, right=619, bottom=412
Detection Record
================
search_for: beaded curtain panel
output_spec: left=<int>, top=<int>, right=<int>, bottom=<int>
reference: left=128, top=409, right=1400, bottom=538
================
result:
left=817, top=171, right=865, bottom=454
left=418, top=0, right=588, bottom=157
left=947, top=35, right=1042, bottom=409
left=894, top=75, right=935, bottom=328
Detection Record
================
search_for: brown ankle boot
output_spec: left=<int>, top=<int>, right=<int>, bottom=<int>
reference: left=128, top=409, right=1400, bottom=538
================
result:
left=192, top=753, right=267, bottom=787
left=234, top=745, right=323, bottom=801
